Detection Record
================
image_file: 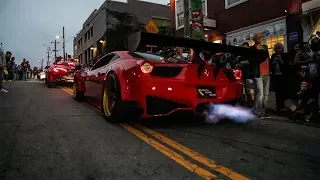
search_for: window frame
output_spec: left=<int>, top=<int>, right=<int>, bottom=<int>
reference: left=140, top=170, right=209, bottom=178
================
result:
left=90, top=53, right=117, bottom=71
left=225, top=0, right=248, bottom=9
left=175, top=0, right=207, bottom=30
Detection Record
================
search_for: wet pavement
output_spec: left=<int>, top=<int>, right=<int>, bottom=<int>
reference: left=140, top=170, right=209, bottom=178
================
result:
left=1, top=80, right=320, bottom=180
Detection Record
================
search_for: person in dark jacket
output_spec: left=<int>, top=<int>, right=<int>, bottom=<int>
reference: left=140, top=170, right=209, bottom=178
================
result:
left=284, top=66, right=318, bottom=122
left=235, top=42, right=254, bottom=107
left=270, top=42, right=289, bottom=112
left=250, top=32, right=271, bottom=119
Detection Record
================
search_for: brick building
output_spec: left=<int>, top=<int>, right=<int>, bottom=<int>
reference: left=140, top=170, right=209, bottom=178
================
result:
left=170, top=0, right=320, bottom=54
left=73, top=0, right=170, bottom=65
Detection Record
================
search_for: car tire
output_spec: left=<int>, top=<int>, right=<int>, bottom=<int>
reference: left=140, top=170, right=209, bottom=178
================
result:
left=101, top=73, right=138, bottom=123
left=73, top=80, right=84, bottom=101
left=47, top=75, right=56, bottom=88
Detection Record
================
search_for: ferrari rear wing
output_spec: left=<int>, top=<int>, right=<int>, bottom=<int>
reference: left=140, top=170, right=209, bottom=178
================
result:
left=128, top=31, right=268, bottom=60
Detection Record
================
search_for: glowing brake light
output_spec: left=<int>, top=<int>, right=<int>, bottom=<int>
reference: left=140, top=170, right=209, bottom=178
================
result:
left=53, top=67, right=68, bottom=72
left=140, top=63, right=153, bottom=74
left=233, top=69, right=242, bottom=80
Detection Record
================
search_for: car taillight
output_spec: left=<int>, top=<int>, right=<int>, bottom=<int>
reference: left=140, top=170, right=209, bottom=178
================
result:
left=53, top=67, right=68, bottom=73
left=233, top=69, right=242, bottom=80
left=223, top=69, right=242, bottom=81
left=140, top=62, right=153, bottom=74
left=68, top=63, right=75, bottom=67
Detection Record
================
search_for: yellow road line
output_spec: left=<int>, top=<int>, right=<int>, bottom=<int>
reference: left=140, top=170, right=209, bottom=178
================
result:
left=59, top=87, right=242, bottom=179
left=61, top=86, right=73, bottom=95
left=121, top=124, right=217, bottom=180
left=134, top=124, right=249, bottom=180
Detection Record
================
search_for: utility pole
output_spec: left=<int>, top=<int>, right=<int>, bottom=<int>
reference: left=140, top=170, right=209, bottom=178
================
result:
left=63, top=26, right=65, bottom=61
left=51, top=40, right=60, bottom=63
left=46, top=47, right=51, bottom=66
left=40, top=59, right=44, bottom=70
left=183, top=0, right=190, bottom=38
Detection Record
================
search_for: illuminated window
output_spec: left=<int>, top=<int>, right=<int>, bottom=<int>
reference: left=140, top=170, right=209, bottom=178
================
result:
left=247, top=35, right=285, bottom=56
left=266, top=36, right=285, bottom=56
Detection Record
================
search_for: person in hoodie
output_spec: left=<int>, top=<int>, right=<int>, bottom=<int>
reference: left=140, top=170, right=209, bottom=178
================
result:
left=0, top=48, right=8, bottom=92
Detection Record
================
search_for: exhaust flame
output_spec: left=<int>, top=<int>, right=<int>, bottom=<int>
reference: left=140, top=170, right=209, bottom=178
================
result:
left=204, top=103, right=256, bottom=124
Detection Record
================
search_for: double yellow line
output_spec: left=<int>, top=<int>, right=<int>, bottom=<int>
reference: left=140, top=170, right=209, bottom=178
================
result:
left=61, top=86, right=249, bottom=180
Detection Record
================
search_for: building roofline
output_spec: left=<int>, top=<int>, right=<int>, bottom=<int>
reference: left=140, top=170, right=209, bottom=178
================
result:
left=151, top=16, right=170, bottom=20
left=134, top=0, right=169, bottom=7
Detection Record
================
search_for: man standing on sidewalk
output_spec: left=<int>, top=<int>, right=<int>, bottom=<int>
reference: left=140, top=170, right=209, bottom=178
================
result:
left=21, top=59, right=28, bottom=81
left=0, top=48, right=8, bottom=92
left=251, top=32, right=271, bottom=119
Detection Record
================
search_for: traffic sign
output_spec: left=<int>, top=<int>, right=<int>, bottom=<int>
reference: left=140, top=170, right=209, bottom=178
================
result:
left=145, top=20, right=159, bottom=34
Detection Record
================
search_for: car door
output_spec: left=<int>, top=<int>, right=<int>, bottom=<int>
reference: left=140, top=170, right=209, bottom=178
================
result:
left=95, top=53, right=121, bottom=102
left=85, top=55, right=108, bottom=99
left=85, top=54, right=114, bottom=102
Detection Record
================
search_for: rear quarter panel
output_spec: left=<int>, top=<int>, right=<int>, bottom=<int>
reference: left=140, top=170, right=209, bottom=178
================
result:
left=107, top=58, right=141, bottom=101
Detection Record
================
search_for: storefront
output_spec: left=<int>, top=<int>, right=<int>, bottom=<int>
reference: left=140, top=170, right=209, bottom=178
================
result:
left=226, top=17, right=287, bottom=55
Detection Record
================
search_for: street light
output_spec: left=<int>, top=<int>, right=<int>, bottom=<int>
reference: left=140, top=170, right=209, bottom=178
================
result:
left=56, top=35, right=60, bottom=39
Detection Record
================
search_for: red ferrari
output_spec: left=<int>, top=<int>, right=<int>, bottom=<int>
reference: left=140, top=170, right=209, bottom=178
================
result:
left=72, top=32, right=267, bottom=122
left=46, top=61, right=77, bottom=88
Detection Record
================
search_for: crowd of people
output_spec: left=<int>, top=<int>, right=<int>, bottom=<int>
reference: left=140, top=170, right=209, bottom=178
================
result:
left=236, top=33, right=320, bottom=122
left=160, top=32, right=320, bottom=122
left=0, top=48, right=40, bottom=93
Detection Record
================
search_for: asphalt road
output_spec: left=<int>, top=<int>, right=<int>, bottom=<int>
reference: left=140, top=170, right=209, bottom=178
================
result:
left=1, top=80, right=320, bottom=180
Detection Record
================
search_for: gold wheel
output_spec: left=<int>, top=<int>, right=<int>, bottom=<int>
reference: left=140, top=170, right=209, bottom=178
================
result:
left=103, top=78, right=117, bottom=117
left=103, top=86, right=111, bottom=116
left=73, top=82, right=77, bottom=98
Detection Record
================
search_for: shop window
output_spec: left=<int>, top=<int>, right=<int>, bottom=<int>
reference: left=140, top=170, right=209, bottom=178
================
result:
left=247, top=35, right=285, bottom=56
left=225, top=0, right=248, bottom=9
left=175, top=0, right=207, bottom=29
left=266, top=36, right=285, bottom=56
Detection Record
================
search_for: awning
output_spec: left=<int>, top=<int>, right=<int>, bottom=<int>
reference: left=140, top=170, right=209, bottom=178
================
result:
left=302, top=0, right=320, bottom=15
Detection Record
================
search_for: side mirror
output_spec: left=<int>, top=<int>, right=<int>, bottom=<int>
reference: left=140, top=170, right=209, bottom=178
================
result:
left=75, top=64, right=82, bottom=70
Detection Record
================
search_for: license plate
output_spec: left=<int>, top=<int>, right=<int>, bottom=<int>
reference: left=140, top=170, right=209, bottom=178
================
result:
left=197, top=86, right=216, bottom=98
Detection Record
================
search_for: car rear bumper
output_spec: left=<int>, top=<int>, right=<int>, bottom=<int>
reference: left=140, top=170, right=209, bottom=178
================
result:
left=126, top=77, right=243, bottom=118
left=52, top=73, right=74, bottom=83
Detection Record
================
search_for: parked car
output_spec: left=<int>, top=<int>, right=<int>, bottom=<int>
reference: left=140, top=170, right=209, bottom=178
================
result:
left=45, top=61, right=78, bottom=88
left=39, top=69, right=46, bottom=80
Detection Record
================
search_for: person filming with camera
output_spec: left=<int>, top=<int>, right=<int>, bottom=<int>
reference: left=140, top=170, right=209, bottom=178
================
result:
left=284, top=66, right=318, bottom=122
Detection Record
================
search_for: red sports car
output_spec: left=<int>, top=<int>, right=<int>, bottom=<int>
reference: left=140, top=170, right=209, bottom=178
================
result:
left=72, top=32, right=267, bottom=122
left=46, top=61, right=77, bottom=88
